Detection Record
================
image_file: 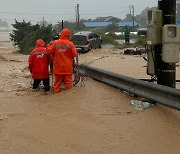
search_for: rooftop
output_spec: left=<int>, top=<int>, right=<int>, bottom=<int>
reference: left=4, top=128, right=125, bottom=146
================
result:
left=83, top=22, right=112, bottom=28
left=83, top=21, right=138, bottom=28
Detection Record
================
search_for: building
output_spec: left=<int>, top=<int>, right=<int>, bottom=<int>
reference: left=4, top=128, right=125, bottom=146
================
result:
left=83, top=21, right=139, bottom=31
left=83, top=22, right=112, bottom=30
left=116, top=21, right=138, bottom=31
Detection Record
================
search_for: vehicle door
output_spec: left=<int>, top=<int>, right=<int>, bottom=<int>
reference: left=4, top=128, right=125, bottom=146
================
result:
left=93, top=33, right=101, bottom=48
left=88, top=33, right=95, bottom=48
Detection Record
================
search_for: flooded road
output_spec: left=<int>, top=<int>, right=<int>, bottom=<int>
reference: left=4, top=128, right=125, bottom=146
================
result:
left=101, top=39, right=137, bottom=49
left=115, top=39, right=137, bottom=44
left=0, top=32, right=180, bottom=154
left=102, top=44, right=115, bottom=49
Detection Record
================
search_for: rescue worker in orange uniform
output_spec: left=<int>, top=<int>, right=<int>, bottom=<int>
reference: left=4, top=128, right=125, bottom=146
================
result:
left=28, top=39, right=52, bottom=92
left=47, top=28, right=78, bottom=93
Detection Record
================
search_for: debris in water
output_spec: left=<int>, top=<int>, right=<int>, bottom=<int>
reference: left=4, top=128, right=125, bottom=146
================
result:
left=0, top=115, right=8, bottom=120
left=130, top=100, right=153, bottom=111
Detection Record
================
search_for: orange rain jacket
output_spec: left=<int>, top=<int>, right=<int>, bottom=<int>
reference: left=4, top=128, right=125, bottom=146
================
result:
left=47, top=28, right=78, bottom=75
left=28, top=39, right=51, bottom=79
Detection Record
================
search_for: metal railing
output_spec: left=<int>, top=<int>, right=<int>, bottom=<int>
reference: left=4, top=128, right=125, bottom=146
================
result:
left=79, top=64, right=180, bottom=110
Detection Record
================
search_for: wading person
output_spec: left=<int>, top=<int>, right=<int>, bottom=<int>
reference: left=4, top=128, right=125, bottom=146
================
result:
left=47, top=28, right=78, bottom=93
left=28, top=39, right=51, bottom=92
left=124, top=25, right=130, bottom=44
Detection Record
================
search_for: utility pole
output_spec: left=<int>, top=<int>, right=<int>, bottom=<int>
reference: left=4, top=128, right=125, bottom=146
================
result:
left=75, top=6, right=77, bottom=23
left=43, top=16, right=45, bottom=27
left=77, top=4, right=80, bottom=27
left=157, top=0, right=176, bottom=88
left=129, top=5, right=132, bottom=15
left=61, top=20, right=64, bottom=30
left=132, top=5, right=134, bottom=27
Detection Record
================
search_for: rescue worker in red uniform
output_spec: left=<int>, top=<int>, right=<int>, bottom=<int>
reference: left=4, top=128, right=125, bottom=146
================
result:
left=28, top=39, right=51, bottom=92
left=47, top=28, right=78, bottom=93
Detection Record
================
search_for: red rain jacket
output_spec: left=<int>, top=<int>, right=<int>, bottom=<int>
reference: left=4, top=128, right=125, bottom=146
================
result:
left=47, top=28, right=78, bottom=75
left=28, top=39, right=51, bottom=79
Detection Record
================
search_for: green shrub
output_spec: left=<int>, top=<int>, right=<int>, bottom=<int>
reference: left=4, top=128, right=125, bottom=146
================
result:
left=95, top=31, right=147, bottom=49
left=134, top=36, right=147, bottom=47
left=10, top=20, right=54, bottom=54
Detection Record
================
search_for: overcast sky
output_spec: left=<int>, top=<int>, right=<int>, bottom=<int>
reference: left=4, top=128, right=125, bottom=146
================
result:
left=0, top=0, right=157, bottom=26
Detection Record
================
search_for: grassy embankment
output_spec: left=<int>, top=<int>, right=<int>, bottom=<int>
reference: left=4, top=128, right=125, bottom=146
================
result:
left=97, top=32, right=147, bottom=49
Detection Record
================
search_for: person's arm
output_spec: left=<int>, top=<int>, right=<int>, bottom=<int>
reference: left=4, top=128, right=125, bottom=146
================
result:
left=28, top=51, right=33, bottom=73
left=47, top=40, right=55, bottom=56
left=70, top=42, right=78, bottom=58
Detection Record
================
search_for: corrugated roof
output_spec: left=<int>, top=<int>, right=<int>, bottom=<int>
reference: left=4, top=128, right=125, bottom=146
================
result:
left=83, top=22, right=112, bottom=27
left=83, top=21, right=139, bottom=28
left=116, top=21, right=138, bottom=26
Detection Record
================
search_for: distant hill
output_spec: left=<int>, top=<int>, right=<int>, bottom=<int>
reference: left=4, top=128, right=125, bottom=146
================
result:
left=0, top=19, right=8, bottom=28
left=91, top=7, right=157, bottom=28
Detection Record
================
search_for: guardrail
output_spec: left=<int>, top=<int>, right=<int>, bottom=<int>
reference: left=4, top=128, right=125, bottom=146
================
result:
left=79, top=64, right=180, bottom=110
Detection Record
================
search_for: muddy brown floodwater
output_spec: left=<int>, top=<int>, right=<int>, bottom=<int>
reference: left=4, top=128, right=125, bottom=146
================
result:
left=0, top=32, right=180, bottom=154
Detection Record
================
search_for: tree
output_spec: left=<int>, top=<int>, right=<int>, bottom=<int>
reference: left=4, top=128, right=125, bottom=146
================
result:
left=105, top=23, right=119, bottom=32
left=10, top=20, right=54, bottom=54
left=135, top=7, right=157, bottom=28
left=53, top=20, right=85, bottom=34
left=123, top=14, right=133, bottom=22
